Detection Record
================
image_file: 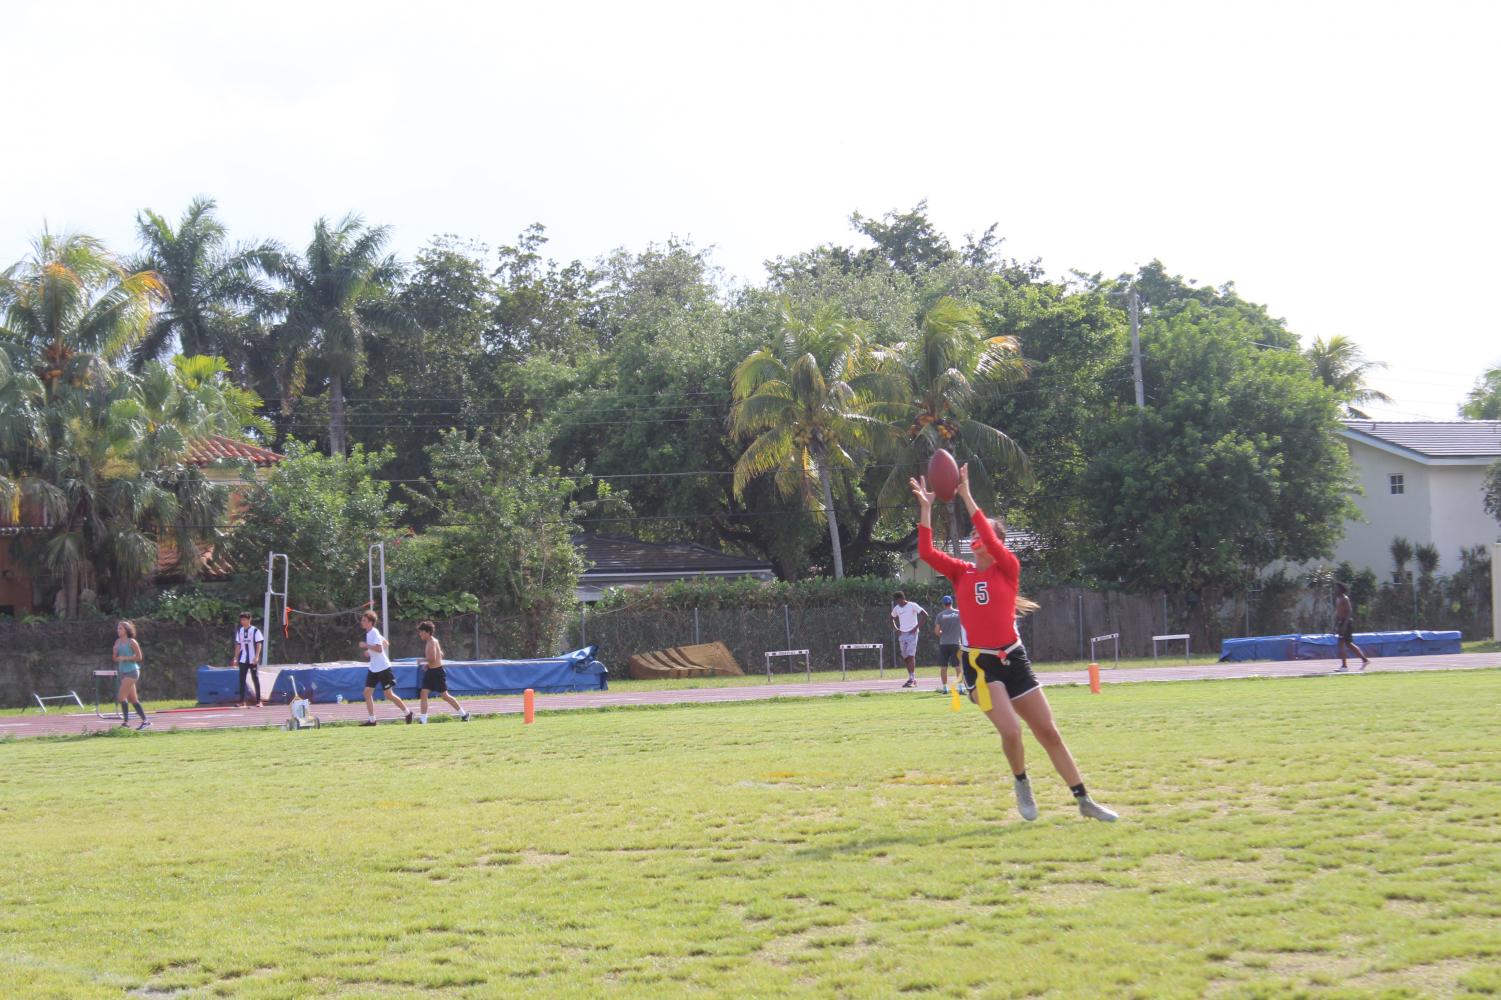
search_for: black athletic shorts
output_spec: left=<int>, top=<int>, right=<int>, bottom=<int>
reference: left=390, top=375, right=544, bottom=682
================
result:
left=421, top=667, right=447, bottom=693
left=962, top=646, right=1041, bottom=701
left=1337, top=620, right=1354, bottom=643
left=365, top=668, right=397, bottom=691
left=939, top=644, right=961, bottom=668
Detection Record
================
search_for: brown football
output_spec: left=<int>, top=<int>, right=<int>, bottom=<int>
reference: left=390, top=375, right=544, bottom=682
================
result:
left=926, top=449, right=960, bottom=502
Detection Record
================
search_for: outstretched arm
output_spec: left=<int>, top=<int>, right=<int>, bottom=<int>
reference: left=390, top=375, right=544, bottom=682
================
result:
left=911, top=475, right=969, bottom=579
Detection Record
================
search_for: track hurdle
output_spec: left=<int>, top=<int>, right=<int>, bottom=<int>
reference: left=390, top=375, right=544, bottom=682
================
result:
left=26, top=690, right=83, bottom=714
left=1089, top=632, right=1121, bottom=669
left=1152, top=633, right=1191, bottom=664
left=764, top=648, right=811, bottom=682
left=838, top=643, right=885, bottom=680
left=93, top=670, right=123, bottom=719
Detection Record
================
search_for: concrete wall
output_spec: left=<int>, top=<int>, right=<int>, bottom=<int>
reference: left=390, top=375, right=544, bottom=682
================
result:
left=1428, top=465, right=1500, bottom=571
left=1494, top=543, right=1501, bottom=643
left=1334, top=441, right=1431, bottom=575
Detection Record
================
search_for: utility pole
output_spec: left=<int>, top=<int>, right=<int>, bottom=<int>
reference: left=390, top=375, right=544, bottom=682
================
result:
left=1128, top=286, right=1145, bottom=409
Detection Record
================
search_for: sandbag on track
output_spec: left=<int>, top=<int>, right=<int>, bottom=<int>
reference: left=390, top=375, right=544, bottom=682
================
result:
left=627, top=641, right=744, bottom=679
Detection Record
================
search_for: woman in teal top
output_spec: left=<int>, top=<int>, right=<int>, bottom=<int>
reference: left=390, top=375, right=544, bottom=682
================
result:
left=112, top=621, right=149, bottom=730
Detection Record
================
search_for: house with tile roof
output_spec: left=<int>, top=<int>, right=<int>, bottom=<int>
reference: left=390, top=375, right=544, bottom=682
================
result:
left=0, top=436, right=281, bottom=615
left=1335, top=420, right=1501, bottom=576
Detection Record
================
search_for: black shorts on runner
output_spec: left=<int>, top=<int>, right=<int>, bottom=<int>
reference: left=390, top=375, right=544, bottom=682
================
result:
left=962, top=646, right=1041, bottom=701
left=421, top=667, right=447, bottom=693
left=939, top=644, right=961, bottom=668
left=1337, top=620, right=1354, bottom=643
left=365, top=668, right=397, bottom=691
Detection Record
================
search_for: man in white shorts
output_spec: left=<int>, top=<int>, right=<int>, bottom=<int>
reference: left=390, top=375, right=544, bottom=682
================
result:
left=891, top=591, right=928, bottom=689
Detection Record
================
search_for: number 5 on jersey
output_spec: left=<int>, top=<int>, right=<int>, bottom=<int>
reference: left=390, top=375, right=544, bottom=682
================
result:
left=975, top=581, right=989, bottom=605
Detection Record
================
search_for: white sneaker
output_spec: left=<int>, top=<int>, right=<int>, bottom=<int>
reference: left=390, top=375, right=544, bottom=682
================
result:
left=1076, top=795, right=1118, bottom=822
left=418, top=716, right=428, bottom=724
left=1014, top=777, right=1038, bottom=821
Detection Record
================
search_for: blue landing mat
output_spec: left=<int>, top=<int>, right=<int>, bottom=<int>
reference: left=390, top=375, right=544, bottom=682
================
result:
left=1219, top=630, right=1461, bottom=662
left=197, top=648, right=608, bottom=705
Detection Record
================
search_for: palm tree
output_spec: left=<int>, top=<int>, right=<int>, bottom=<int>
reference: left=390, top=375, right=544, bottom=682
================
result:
left=1, top=231, right=231, bottom=613
left=874, top=296, right=1031, bottom=550
left=128, top=197, right=282, bottom=369
left=1389, top=536, right=1413, bottom=584
left=730, top=302, right=889, bottom=579
left=274, top=215, right=409, bottom=454
left=1, top=230, right=166, bottom=400
left=1305, top=335, right=1392, bottom=418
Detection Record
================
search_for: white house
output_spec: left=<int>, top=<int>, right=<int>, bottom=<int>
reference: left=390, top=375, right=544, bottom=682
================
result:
left=1335, top=420, right=1501, bottom=576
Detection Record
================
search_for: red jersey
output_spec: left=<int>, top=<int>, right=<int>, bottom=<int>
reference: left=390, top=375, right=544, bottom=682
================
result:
left=917, top=509, right=1021, bottom=649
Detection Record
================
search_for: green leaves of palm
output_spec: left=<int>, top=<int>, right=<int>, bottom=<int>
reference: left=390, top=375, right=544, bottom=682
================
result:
left=129, top=196, right=282, bottom=367
left=1, top=230, right=166, bottom=380
left=1305, top=335, right=1391, bottom=418
left=875, top=296, right=1031, bottom=510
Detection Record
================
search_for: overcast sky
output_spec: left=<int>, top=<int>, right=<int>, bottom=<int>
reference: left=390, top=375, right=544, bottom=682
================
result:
left=3, top=0, right=1496, bottom=418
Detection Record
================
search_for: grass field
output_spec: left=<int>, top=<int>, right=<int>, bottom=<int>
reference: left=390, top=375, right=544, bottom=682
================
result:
left=3, top=671, right=1500, bottom=998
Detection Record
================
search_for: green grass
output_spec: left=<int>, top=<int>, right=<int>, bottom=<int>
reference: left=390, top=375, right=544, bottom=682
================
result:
left=0, top=697, right=198, bottom=718
left=3, top=672, right=1500, bottom=998
left=619, top=654, right=1225, bottom=691
left=1462, top=638, right=1500, bottom=654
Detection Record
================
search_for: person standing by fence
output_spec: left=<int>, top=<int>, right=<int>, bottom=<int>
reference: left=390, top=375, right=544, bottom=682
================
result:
left=231, top=612, right=265, bottom=706
left=112, top=621, right=149, bottom=731
left=891, top=592, right=928, bottom=688
left=934, top=595, right=964, bottom=695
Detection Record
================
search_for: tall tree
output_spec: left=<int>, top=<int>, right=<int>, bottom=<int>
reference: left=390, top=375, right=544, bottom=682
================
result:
left=873, top=295, right=1030, bottom=549
left=1304, top=334, right=1392, bottom=418
left=730, top=302, right=888, bottom=578
left=1085, top=302, right=1355, bottom=633
left=275, top=215, right=409, bottom=455
left=1459, top=365, right=1501, bottom=420
left=128, top=197, right=281, bottom=370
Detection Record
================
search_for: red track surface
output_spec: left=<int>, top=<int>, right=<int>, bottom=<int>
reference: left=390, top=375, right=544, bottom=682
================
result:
left=3, top=652, right=1496, bottom=740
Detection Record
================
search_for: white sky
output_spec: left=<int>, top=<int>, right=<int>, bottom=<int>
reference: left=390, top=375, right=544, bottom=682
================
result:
left=3, top=0, right=1497, bottom=418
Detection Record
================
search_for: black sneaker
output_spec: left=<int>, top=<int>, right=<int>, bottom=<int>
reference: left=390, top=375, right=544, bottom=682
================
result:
left=405, top=711, right=414, bottom=724
left=360, top=720, right=377, bottom=727
left=460, top=711, right=471, bottom=722
left=901, top=678, right=916, bottom=688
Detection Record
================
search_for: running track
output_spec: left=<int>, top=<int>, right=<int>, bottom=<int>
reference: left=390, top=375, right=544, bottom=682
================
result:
left=2, top=652, right=1497, bottom=740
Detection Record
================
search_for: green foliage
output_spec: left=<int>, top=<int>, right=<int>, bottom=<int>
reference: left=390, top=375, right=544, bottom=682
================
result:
left=415, top=426, right=599, bottom=656
left=588, top=575, right=959, bottom=612
left=1484, top=460, right=1501, bottom=527
left=229, top=440, right=403, bottom=611
left=127, top=196, right=281, bottom=371
left=1085, top=302, right=1355, bottom=611
left=1459, top=366, right=1501, bottom=419
left=271, top=214, right=410, bottom=455
left=0, top=234, right=245, bottom=614
left=1304, top=334, right=1391, bottom=418
left=134, top=585, right=242, bottom=625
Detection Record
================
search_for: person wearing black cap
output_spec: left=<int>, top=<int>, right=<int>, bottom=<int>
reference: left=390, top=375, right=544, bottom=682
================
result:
left=933, top=595, right=964, bottom=694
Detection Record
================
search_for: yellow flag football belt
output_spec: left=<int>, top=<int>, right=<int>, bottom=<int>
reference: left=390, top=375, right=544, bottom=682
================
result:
left=961, top=641, right=1023, bottom=712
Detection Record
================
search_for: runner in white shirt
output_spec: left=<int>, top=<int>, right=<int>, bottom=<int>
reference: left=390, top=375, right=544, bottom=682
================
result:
left=359, top=611, right=413, bottom=726
left=890, top=591, right=928, bottom=689
left=230, top=612, right=265, bottom=706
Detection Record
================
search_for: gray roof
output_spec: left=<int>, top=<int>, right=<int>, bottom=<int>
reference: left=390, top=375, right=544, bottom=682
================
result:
left=574, top=533, right=774, bottom=578
left=1340, top=420, right=1501, bottom=459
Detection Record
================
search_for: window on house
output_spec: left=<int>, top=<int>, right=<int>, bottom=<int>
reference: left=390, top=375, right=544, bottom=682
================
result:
left=1389, top=474, right=1404, bottom=495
